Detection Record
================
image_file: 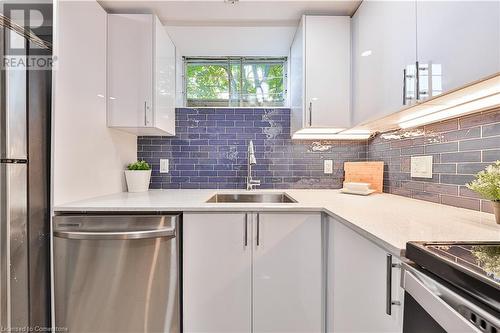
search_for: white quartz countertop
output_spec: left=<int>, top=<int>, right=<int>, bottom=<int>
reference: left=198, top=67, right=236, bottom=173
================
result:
left=54, top=189, right=500, bottom=257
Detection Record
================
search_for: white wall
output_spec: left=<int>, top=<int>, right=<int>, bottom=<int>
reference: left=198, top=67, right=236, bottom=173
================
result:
left=166, top=25, right=297, bottom=106
left=53, top=0, right=136, bottom=206
left=165, top=25, right=296, bottom=57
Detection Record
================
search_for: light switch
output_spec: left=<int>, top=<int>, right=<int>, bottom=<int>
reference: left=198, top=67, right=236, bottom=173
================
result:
left=324, top=160, right=333, bottom=174
left=411, top=156, right=433, bottom=178
left=160, top=159, right=169, bottom=173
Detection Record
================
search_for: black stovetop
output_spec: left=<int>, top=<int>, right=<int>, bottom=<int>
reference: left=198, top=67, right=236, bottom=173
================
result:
left=425, top=243, right=500, bottom=284
left=406, top=242, right=500, bottom=312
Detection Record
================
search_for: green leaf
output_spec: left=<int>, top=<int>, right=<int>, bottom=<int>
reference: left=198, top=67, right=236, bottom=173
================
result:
left=127, top=160, right=151, bottom=171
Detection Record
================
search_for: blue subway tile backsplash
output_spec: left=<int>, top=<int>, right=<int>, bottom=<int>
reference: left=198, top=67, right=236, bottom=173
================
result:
left=138, top=108, right=367, bottom=189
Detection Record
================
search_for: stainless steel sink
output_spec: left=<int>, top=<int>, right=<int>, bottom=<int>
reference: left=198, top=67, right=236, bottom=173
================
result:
left=206, top=193, right=297, bottom=203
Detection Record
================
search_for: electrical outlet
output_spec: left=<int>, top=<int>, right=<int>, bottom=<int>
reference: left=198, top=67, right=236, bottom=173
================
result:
left=324, top=160, right=333, bottom=174
left=411, top=156, right=433, bottom=178
left=160, top=159, right=169, bottom=173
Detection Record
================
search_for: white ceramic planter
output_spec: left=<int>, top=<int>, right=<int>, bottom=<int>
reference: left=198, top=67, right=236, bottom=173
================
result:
left=125, top=170, right=151, bottom=193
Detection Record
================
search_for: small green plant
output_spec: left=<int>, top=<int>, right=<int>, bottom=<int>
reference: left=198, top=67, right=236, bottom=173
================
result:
left=127, top=160, right=151, bottom=171
left=466, top=161, right=500, bottom=201
left=472, top=245, right=500, bottom=278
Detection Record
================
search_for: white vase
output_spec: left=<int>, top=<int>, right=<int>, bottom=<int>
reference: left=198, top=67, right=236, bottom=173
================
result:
left=125, top=170, right=151, bottom=193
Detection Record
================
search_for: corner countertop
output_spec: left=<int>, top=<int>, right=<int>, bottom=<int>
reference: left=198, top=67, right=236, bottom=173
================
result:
left=54, top=189, right=500, bottom=257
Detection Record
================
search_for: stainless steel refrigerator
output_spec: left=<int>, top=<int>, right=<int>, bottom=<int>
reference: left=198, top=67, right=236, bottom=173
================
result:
left=0, top=2, right=52, bottom=330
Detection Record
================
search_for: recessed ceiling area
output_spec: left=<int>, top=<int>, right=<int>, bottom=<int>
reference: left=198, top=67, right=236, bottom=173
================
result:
left=97, top=0, right=362, bottom=58
left=165, top=25, right=297, bottom=56
left=98, top=0, right=362, bottom=26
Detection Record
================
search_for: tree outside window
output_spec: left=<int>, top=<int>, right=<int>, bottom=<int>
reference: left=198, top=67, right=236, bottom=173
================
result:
left=185, top=57, right=286, bottom=107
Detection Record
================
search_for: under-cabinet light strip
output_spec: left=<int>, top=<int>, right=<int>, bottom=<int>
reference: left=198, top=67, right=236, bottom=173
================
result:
left=291, top=133, right=371, bottom=140
left=399, top=93, right=500, bottom=129
left=399, top=85, right=500, bottom=123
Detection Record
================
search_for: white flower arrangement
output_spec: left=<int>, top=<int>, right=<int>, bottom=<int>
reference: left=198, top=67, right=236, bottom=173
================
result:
left=466, top=161, right=500, bottom=202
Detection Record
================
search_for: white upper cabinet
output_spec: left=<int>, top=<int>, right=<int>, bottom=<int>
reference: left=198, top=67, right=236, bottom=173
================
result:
left=153, top=17, right=177, bottom=134
left=107, top=14, right=176, bottom=136
left=290, top=15, right=351, bottom=134
left=416, top=0, right=500, bottom=101
left=352, top=0, right=500, bottom=126
left=290, top=20, right=304, bottom=134
left=351, top=0, right=417, bottom=126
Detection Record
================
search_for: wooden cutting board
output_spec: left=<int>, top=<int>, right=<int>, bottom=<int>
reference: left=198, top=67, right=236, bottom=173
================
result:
left=344, top=161, right=384, bottom=193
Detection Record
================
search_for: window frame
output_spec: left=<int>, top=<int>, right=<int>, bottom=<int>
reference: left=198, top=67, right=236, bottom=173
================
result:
left=183, top=56, right=288, bottom=108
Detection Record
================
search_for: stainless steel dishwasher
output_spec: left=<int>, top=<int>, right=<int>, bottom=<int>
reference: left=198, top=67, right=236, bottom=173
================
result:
left=53, top=214, right=180, bottom=333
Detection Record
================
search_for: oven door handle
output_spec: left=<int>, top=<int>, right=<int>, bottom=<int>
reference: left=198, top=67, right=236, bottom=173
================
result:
left=403, top=269, right=482, bottom=333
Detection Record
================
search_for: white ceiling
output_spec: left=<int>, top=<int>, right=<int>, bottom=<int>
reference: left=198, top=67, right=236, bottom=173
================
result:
left=98, top=0, right=362, bottom=26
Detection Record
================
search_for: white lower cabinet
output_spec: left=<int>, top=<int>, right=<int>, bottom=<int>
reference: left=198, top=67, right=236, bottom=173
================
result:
left=253, top=213, right=323, bottom=333
left=184, top=212, right=403, bottom=333
left=183, top=212, right=251, bottom=333
left=183, top=212, right=323, bottom=333
left=327, top=217, right=404, bottom=333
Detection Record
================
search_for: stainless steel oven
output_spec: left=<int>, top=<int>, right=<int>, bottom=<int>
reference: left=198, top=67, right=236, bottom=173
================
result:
left=402, top=263, right=499, bottom=333
left=403, top=242, right=500, bottom=333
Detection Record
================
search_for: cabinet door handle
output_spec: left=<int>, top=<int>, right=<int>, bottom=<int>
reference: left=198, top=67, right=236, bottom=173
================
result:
left=415, top=61, right=420, bottom=101
left=244, top=213, right=248, bottom=247
left=309, top=102, right=313, bottom=126
left=386, top=254, right=402, bottom=316
left=402, top=68, right=407, bottom=106
left=144, top=101, right=148, bottom=126
left=256, top=213, right=260, bottom=246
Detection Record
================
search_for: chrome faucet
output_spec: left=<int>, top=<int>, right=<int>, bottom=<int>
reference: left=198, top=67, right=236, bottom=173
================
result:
left=246, top=140, right=261, bottom=191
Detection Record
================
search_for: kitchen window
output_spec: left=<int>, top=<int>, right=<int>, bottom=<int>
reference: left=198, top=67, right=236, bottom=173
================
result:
left=184, top=57, right=287, bottom=107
